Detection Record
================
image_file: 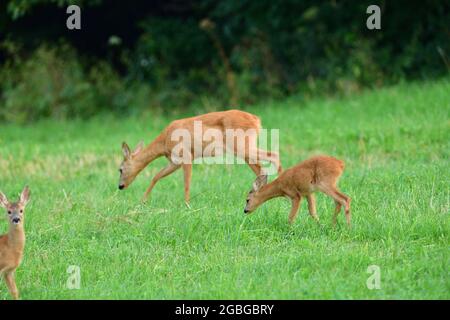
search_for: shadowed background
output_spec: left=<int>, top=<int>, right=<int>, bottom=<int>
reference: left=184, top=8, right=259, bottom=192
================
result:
left=0, top=0, right=449, bottom=122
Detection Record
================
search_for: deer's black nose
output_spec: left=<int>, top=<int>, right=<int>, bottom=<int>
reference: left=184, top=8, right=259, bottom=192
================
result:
left=12, top=218, right=20, bottom=224
left=118, top=184, right=125, bottom=190
left=244, top=209, right=249, bottom=214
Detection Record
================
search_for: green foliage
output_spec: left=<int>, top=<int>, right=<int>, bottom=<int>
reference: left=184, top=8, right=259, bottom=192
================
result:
left=0, top=0, right=449, bottom=121
left=117, top=0, right=450, bottom=107
left=0, top=44, right=90, bottom=122
left=0, top=80, right=448, bottom=299
left=6, top=0, right=101, bottom=19
left=0, top=43, right=139, bottom=123
left=127, top=18, right=222, bottom=108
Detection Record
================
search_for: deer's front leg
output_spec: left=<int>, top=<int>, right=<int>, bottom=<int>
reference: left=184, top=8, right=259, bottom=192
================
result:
left=142, top=162, right=180, bottom=202
left=4, top=271, right=19, bottom=300
left=288, top=196, right=302, bottom=225
left=182, top=164, right=192, bottom=204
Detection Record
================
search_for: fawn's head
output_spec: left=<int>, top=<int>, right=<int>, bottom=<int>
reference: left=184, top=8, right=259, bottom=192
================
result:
left=118, top=141, right=144, bottom=190
left=0, top=186, right=31, bottom=227
left=244, top=175, right=268, bottom=214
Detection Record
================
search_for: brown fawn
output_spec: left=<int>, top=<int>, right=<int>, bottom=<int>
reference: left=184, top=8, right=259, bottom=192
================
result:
left=0, top=186, right=30, bottom=299
left=118, top=110, right=282, bottom=203
left=244, top=155, right=351, bottom=226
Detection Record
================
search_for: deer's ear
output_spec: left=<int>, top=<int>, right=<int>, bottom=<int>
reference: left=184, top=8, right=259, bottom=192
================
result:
left=0, top=191, right=8, bottom=208
left=122, top=142, right=131, bottom=159
left=132, top=141, right=144, bottom=156
left=19, top=186, right=30, bottom=206
left=252, top=175, right=268, bottom=191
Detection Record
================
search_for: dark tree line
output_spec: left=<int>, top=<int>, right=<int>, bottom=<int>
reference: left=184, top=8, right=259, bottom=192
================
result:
left=0, top=0, right=449, bottom=122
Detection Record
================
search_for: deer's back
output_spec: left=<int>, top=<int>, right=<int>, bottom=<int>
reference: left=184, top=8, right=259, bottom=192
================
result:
left=166, top=110, right=261, bottom=132
left=162, top=110, right=261, bottom=156
left=281, top=156, right=345, bottom=194
left=308, top=155, right=345, bottom=185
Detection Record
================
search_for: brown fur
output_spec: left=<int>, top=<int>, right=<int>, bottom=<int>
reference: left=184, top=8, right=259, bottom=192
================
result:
left=119, top=110, right=282, bottom=203
left=244, top=155, right=351, bottom=226
left=0, top=186, right=30, bottom=299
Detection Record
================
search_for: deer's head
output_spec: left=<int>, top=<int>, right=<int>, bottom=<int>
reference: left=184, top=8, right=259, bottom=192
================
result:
left=118, top=141, right=144, bottom=190
left=0, top=186, right=31, bottom=227
left=244, top=175, right=268, bottom=214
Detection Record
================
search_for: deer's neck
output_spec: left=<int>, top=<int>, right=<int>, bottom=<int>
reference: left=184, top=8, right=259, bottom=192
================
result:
left=257, top=179, right=284, bottom=205
left=8, top=225, right=25, bottom=252
left=134, top=134, right=166, bottom=171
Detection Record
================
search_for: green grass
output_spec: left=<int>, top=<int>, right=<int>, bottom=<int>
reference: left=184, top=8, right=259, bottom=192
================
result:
left=0, top=79, right=449, bottom=299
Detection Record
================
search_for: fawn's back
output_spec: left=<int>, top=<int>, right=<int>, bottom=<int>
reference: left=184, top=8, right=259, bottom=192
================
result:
left=280, top=155, right=345, bottom=195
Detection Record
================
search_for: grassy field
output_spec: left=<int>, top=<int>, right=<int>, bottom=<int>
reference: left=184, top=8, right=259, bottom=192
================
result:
left=0, top=79, right=449, bottom=299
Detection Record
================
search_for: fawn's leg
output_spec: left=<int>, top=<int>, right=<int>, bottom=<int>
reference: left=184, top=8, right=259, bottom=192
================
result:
left=288, top=196, right=302, bottom=225
left=143, top=162, right=181, bottom=202
left=332, top=201, right=342, bottom=226
left=320, top=185, right=351, bottom=227
left=182, top=164, right=192, bottom=204
left=4, top=271, right=19, bottom=300
left=334, top=188, right=352, bottom=227
left=334, top=189, right=351, bottom=227
left=306, top=194, right=319, bottom=222
left=343, top=195, right=351, bottom=227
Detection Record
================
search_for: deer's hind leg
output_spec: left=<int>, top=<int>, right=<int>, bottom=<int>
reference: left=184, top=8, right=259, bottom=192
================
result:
left=319, top=184, right=351, bottom=227
left=244, top=158, right=262, bottom=175
left=332, top=201, right=342, bottom=226
left=256, top=149, right=282, bottom=175
left=306, top=194, right=319, bottom=223
left=333, top=189, right=351, bottom=227
left=231, top=133, right=282, bottom=175
left=243, top=149, right=282, bottom=176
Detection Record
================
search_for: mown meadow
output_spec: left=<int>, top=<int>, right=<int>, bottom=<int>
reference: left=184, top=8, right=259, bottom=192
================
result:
left=0, top=79, right=449, bottom=299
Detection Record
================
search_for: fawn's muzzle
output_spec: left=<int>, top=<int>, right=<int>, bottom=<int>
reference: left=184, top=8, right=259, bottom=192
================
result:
left=12, top=217, right=20, bottom=224
left=244, top=209, right=249, bottom=214
left=118, top=184, right=125, bottom=190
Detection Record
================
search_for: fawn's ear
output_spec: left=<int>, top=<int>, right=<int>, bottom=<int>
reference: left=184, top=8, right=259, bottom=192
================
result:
left=0, top=191, right=8, bottom=208
left=122, top=142, right=131, bottom=159
left=252, top=175, right=268, bottom=192
left=132, top=141, right=144, bottom=156
left=19, top=186, right=30, bottom=206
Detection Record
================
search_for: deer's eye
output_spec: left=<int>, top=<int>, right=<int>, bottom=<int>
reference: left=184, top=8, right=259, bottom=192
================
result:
left=20, top=210, right=23, bottom=213
left=119, top=169, right=123, bottom=174
left=7, top=211, right=11, bottom=215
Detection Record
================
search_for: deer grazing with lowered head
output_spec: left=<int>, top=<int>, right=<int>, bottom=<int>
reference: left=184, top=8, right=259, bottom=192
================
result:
left=244, top=155, right=351, bottom=226
left=118, top=110, right=282, bottom=204
left=0, top=186, right=30, bottom=300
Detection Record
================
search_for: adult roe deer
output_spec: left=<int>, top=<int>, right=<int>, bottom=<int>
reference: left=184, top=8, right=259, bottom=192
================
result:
left=0, top=186, right=30, bottom=300
left=118, top=110, right=282, bottom=203
left=244, top=155, right=351, bottom=226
